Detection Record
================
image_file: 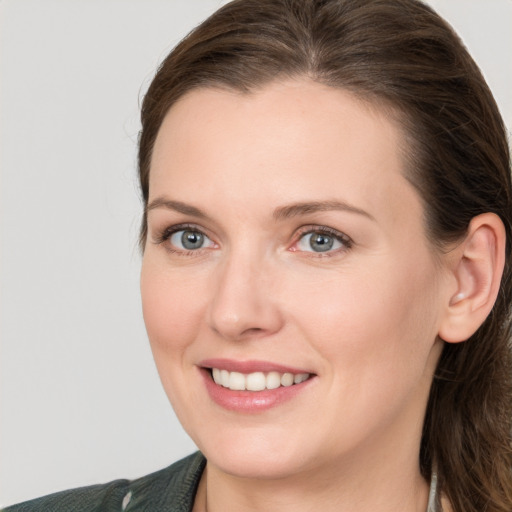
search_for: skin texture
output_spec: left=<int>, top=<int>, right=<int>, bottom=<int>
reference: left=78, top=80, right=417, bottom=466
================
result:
left=140, top=80, right=455, bottom=511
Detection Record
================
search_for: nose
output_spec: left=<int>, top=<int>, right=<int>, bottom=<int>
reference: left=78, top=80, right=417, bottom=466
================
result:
left=207, top=252, right=284, bottom=341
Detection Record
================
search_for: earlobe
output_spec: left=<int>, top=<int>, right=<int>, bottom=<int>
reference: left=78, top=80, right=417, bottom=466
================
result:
left=439, top=213, right=506, bottom=343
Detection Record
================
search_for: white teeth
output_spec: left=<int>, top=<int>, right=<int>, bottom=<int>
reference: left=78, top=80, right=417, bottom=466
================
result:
left=211, top=369, right=310, bottom=391
left=246, top=372, right=266, bottom=391
left=229, top=371, right=246, bottom=390
left=266, top=371, right=281, bottom=390
left=294, top=373, right=309, bottom=384
left=220, top=369, right=230, bottom=387
left=281, top=373, right=294, bottom=387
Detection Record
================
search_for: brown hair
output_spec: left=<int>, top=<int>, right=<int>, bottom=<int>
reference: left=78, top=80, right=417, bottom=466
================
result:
left=138, top=1, right=512, bottom=510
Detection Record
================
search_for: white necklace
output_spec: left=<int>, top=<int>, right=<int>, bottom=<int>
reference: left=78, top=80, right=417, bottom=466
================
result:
left=426, top=471, right=439, bottom=512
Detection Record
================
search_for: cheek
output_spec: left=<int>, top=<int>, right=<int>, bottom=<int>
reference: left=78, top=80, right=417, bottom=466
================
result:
left=140, top=259, right=212, bottom=428
left=140, top=260, right=208, bottom=357
left=284, top=256, right=441, bottom=375
left=287, top=262, right=441, bottom=440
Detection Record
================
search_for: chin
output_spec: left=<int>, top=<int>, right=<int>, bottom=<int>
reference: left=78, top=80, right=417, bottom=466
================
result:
left=191, top=422, right=317, bottom=479
left=205, top=446, right=305, bottom=480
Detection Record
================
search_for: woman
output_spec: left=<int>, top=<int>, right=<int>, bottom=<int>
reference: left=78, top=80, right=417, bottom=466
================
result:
left=4, top=0, right=511, bottom=511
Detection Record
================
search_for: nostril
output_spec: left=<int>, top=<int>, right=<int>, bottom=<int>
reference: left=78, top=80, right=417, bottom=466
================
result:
left=241, top=327, right=265, bottom=337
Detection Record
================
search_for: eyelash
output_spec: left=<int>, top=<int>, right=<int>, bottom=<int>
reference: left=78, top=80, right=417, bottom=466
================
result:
left=291, top=225, right=353, bottom=257
left=153, top=223, right=214, bottom=256
left=153, top=223, right=353, bottom=257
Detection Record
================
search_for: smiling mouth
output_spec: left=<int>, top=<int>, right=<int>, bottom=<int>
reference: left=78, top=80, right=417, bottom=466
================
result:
left=209, top=368, right=312, bottom=392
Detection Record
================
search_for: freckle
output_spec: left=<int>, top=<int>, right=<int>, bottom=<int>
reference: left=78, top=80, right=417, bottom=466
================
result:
left=122, top=490, right=132, bottom=510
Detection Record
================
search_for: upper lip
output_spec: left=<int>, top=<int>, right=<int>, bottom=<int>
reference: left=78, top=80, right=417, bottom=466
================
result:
left=199, top=358, right=313, bottom=375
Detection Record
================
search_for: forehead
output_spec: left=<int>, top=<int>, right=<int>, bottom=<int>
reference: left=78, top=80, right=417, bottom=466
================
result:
left=149, top=80, right=422, bottom=233
left=152, top=80, right=404, bottom=164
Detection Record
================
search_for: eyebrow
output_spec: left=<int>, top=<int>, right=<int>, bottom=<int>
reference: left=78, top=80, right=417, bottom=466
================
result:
left=146, top=198, right=207, bottom=218
left=146, top=197, right=374, bottom=222
left=273, top=200, right=375, bottom=222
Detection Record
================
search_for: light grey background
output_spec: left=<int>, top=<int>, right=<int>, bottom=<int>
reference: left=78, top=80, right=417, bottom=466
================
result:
left=1, top=0, right=511, bottom=507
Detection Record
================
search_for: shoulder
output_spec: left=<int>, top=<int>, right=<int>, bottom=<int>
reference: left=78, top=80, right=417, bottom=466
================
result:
left=2, top=452, right=206, bottom=512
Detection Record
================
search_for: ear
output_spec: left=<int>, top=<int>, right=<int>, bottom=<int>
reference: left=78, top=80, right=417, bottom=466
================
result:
left=438, top=213, right=506, bottom=343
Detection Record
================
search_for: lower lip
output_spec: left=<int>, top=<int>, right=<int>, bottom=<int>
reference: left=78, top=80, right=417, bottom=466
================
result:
left=200, top=368, right=315, bottom=413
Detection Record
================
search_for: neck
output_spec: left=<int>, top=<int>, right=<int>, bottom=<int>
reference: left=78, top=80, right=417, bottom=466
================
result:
left=195, top=437, right=430, bottom=512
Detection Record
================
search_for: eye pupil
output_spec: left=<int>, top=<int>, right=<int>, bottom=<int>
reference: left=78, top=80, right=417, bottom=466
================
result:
left=310, top=233, right=334, bottom=252
left=181, top=230, right=204, bottom=250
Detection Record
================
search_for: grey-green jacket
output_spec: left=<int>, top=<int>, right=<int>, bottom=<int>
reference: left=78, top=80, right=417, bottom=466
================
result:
left=2, top=452, right=205, bottom=512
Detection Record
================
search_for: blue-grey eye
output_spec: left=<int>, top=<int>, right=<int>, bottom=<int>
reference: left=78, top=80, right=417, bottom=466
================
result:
left=169, top=229, right=214, bottom=250
left=297, top=231, right=344, bottom=253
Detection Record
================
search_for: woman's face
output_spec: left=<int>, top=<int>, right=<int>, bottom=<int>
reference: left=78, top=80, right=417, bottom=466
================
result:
left=141, top=80, right=448, bottom=479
